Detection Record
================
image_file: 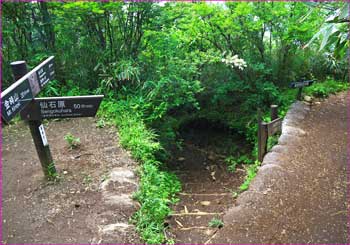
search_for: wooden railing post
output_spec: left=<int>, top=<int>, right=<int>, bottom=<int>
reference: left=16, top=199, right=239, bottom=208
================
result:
left=270, top=105, right=278, bottom=121
left=257, top=109, right=268, bottom=162
left=11, top=61, right=56, bottom=180
left=296, top=87, right=303, bottom=100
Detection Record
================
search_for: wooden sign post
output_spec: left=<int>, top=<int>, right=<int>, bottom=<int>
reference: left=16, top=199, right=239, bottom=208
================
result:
left=258, top=105, right=282, bottom=162
left=289, top=79, right=314, bottom=100
left=7, top=58, right=57, bottom=179
left=2, top=57, right=104, bottom=180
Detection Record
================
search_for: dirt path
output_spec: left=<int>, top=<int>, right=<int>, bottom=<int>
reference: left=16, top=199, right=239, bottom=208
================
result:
left=212, top=91, right=349, bottom=244
left=2, top=118, right=141, bottom=244
left=166, top=124, right=250, bottom=243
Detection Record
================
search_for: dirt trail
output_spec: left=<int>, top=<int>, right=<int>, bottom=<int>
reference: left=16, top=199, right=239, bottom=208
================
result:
left=212, top=91, right=349, bottom=244
left=2, top=118, right=141, bottom=244
left=166, top=124, right=250, bottom=243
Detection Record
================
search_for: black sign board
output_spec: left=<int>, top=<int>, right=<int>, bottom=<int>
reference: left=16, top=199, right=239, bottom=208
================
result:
left=34, top=95, right=104, bottom=119
left=1, top=80, right=33, bottom=122
left=289, top=80, right=314, bottom=88
left=1, top=56, right=55, bottom=122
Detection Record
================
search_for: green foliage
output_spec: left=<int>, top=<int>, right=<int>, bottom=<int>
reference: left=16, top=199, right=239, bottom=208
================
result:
left=305, top=3, right=349, bottom=59
left=304, top=79, right=349, bottom=98
left=142, top=78, right=203, bottom=122
left=225, top=154, right=253, bottom=173
left=47, top=162, right=58, bottom=181
left=96, top=119, right=106, bottom=128
left=99, top=99, right=181, bottom=244
left=208, top=218, right=224, bottom=228
left=239, top=160, right=261, bottom=192
left=82, top=174, right=93, bottom=185
left=267, top=134, right=280, bottom=152
left=64, top=133, right=81, bottom=149
left=225, top=156, right=238, bottom=173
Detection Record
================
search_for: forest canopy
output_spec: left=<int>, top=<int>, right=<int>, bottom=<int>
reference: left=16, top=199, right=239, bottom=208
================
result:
left=3, top=1, right=348, bottom=136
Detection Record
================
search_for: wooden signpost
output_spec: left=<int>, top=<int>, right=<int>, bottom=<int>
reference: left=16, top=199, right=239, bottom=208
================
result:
left=2, top=57, right=55, bottom=123
left=289, top=79, right=315, bottom=100
left=258, top=105, right=282, bottom=162
left=1, top=57, right=104, bottom=180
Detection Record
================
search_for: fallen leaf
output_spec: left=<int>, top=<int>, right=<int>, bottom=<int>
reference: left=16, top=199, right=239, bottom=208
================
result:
left=211, top=171, right=216, bottom=181
left=200, top=201, right=211, bottom=206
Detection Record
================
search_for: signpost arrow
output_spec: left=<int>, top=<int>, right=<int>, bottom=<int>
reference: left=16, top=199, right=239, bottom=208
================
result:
left=289, top=79, right=315, bottom=100
left=1, top=56, right=55, bottom=123
left=20, top=95, right=104, bottom=121
left=37, top=95, right=104, bottom=119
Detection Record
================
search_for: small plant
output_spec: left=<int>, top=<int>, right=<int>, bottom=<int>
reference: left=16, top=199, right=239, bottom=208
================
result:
left=83, top=174, right=93, bottom=185
left=47, top=162, right=59, bottom=181
left=100, top=174, right=109, bottom=182
left=239, top=160, right=261, bottom=191
left=64, top=133, right=80, bottom=149
left=225, top=156, right=238, bottom=173
left=237, top=155, right=254, bottom=165
left=96, top=118, right=106, bottom=128
left=225, top=154, right=253, bottom=173
left=209, top=217, right=224, bottom=228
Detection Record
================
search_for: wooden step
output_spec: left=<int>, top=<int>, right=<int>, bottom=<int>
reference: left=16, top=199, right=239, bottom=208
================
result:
left=173, top=203, right=229, bottom=213
left=168, top=212, right=224, bottom=227
left=170, top=211, right=223, bottom=216
left=168, top=225, right=219, bottom=244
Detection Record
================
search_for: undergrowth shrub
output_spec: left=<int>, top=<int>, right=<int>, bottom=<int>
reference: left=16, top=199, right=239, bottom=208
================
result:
left=304, top=79, right=349, bottom=98
left=98, top=98, right=181, bottom=244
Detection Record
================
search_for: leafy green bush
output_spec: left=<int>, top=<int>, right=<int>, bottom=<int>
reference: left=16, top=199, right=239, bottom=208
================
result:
left=225, top=154, right=253, bottom=173
left=304, top=79, right=349, bottom=98
left=225, top=156, right=238, bottom=173
left=98, top=98, right=181, bottom=244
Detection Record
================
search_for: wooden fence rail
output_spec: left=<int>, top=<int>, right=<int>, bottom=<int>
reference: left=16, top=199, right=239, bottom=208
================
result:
left=258, top=105, right=282, bottom=162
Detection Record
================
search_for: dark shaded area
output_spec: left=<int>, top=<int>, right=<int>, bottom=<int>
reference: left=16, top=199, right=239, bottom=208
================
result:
left=178, top=118, right=252, bottom=156
left=165, top=119, right=250, bottom=243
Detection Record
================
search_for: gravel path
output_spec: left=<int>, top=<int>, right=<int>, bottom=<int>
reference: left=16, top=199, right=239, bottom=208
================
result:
left=213, top=91, right=349, bottom=244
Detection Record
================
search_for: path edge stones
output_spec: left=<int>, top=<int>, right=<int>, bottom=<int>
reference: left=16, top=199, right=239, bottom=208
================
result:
left=223, top=101, right=310, bottom=222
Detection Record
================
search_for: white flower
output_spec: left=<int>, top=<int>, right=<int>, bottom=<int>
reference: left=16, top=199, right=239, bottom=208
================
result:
left=221, top=52, right=247, bottom=70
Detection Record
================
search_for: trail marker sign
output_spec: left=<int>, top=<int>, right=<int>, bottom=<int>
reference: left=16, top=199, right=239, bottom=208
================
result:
left=289, top=79, right=315, bottom=100
left=1, top=56, right=55, bottom=123
left=3, top=57, right=104, bottom=180
left=21, top=95, right=104, bottom=121
left=37, top=95, right=103, bottom=119
left=289, top=80, right=314, bottom=88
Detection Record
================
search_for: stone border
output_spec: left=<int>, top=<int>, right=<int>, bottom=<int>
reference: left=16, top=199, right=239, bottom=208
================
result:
left=222, top=101, right=311, bottom=222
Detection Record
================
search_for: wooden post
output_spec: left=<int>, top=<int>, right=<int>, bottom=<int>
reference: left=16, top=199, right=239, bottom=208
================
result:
left=270, top=105, right=278, bottom=121
left=11, top=61, right=57, bottom=180
left=296, top=87, right=303, bottom=100
left=257, top=109, right=268, bottom=162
